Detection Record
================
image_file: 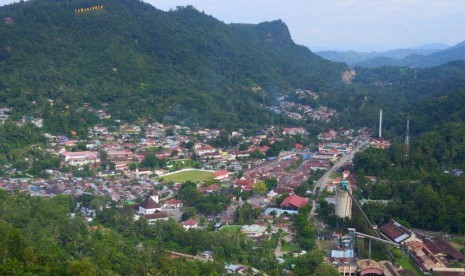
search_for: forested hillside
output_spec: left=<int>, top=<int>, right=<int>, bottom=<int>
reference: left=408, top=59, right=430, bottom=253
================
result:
left=0, top=190, right=334, bottom=275
left=353, top=88, right=465, bottom=232
left=0, top=0, right=346, bottom=132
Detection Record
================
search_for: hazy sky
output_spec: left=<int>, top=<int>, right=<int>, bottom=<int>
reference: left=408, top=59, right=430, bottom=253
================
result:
left=1, top=0, right=464, bottom=51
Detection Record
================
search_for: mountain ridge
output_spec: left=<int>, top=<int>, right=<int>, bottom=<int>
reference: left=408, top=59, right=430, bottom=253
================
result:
left=317, top=41, right=465, bottom=68
left=0, top=0, right=347, bottom=134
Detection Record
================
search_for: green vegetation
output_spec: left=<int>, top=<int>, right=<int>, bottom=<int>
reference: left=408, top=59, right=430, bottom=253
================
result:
left=234, top=202, right=262, bottom=225
left=0, top=191, right=225, bottom=275
left=0, top=0, right=346, bottom=134
left=177, top=181, right=229, bottom=215
left=161, top=170, right=214, bottom=183
left=281, top=241, right=301, bottom=252
left=219, top=225, right=242, bottom=232
left=397, top=257, right=423, bottom=276
left=293, top=205, right=315, bottom=251
left=0, top=123, right=60, bottom=177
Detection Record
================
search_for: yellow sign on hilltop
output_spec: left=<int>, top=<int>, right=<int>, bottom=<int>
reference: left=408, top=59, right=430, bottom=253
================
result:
left=75, top=5, right=104, bottom=13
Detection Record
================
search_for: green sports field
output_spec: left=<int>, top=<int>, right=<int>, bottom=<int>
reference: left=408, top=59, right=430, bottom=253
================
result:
left=160, top=170, right=214, bottom=183
left=219, top=225, right=242, bottom=232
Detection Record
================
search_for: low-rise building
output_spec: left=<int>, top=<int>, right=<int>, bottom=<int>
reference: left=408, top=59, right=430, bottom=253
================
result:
left=280, top=194, right=309, bottom=212
left=213, top=170, right=229, bottom=181
left=241, top=224, right=267, bottom=237
left=162, top=198, right=183, bottom=209
left=61, top=151, right=100, bottom=166
left=182, top=219, right=199, bottom=230
left=379, top=220, right=419, bottom=244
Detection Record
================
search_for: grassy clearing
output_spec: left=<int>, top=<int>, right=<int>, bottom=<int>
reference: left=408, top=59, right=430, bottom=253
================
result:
left=316, top=239, right=333, bottom=252
left=219, top=225, right=242, bottom=232
left=397, top=257, right=423, bottom=276
left=281, top=242, right=301, bottom=252
left=452, top=237, right=465, bottom=245
left=161, top=170, right=214, bottom=183
left=329, top=172, right=341, bottom=179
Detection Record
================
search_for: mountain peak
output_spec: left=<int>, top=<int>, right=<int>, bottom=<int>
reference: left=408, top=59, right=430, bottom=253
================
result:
left=0, top=0, right=346, bottom=132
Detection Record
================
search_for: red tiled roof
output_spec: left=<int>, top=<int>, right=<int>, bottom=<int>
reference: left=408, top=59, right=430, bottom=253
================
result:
left=164, top=198, right=183, bottom=205
left=182, top=219, right=198, bottom=226
left=144, top=211, right=167, bottom=220
left=280, top=194, right=308, bottom=208
left=424, top=237, right=465, bottom=261
left=204, top=184, right=220, bottom=191
left=139, top=197, right=160, bottom=209
left=235, top=178, right=255, bottom=186
left=214, top=170, right=229, bottom=177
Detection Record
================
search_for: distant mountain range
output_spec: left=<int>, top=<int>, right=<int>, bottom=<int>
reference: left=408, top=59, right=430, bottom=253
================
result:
left=317, top=42, right=465, bottom=68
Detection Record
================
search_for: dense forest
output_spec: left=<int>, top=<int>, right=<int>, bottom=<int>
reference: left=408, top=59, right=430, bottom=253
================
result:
left=353, top=89, right=465, bottom=233
left=0, top=190, right=336, bottom=275
left=310, top=61, right=465, bottom=135
left=0, top=0, right=346, bottom=133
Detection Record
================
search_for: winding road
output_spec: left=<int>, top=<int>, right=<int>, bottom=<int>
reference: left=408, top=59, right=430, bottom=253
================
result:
left=312, top=139, right=369, bottom=197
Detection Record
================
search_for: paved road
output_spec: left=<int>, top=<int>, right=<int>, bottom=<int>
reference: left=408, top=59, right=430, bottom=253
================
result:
left=312, top=140, right=369, bottom=197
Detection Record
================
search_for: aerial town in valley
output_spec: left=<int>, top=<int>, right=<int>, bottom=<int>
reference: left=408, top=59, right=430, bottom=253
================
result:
left=2, top=95, right=464, bottom=276
left=1, top=0, right=465, bottom=274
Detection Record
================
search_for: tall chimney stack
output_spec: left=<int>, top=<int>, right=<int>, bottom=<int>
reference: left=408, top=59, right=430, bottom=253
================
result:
left=379, top=109, right=383, bottom=138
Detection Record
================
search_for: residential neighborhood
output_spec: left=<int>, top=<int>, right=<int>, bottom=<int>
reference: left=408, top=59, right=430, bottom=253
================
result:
left=0, top=102, right=463, bottom=276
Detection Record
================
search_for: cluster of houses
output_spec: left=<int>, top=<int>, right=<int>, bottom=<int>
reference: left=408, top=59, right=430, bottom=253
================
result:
left=317, top=128, right=357, bottom=141
left=267, top=99, right=335, bottom=122
left=0, top=176, right=163, bottom=202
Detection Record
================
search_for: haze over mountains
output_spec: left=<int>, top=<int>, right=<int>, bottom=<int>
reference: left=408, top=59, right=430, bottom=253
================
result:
left=317, top=42, right=465, bottom=68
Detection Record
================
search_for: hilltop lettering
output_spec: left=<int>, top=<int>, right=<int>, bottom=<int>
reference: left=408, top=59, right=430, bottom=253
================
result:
left=75, top=5, right=104, bottom=13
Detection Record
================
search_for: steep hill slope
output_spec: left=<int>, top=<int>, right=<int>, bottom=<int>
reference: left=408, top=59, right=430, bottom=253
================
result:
left=0, top=0, right=346, bottom=133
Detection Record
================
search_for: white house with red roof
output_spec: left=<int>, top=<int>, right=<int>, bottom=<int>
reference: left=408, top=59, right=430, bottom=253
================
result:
left=234, top=178, right=255, bottom=191
left=162, top=199, right=183, bottom=209
left=203, top=184, right=221, bottom=194
left=214, top=170, right=229, bottom=181
left=280, top=194, right=309, bottom=212
left=182, top=219, right=199, bottom=230
left=195, top=145, right=217, bottom=156
left=369, top=137, right=391, bottom=149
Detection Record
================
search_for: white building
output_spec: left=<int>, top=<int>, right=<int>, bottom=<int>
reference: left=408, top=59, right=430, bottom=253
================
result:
left=138, top=191, right=161, bottom=215
left=61, top=151, right=100, bottom=166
